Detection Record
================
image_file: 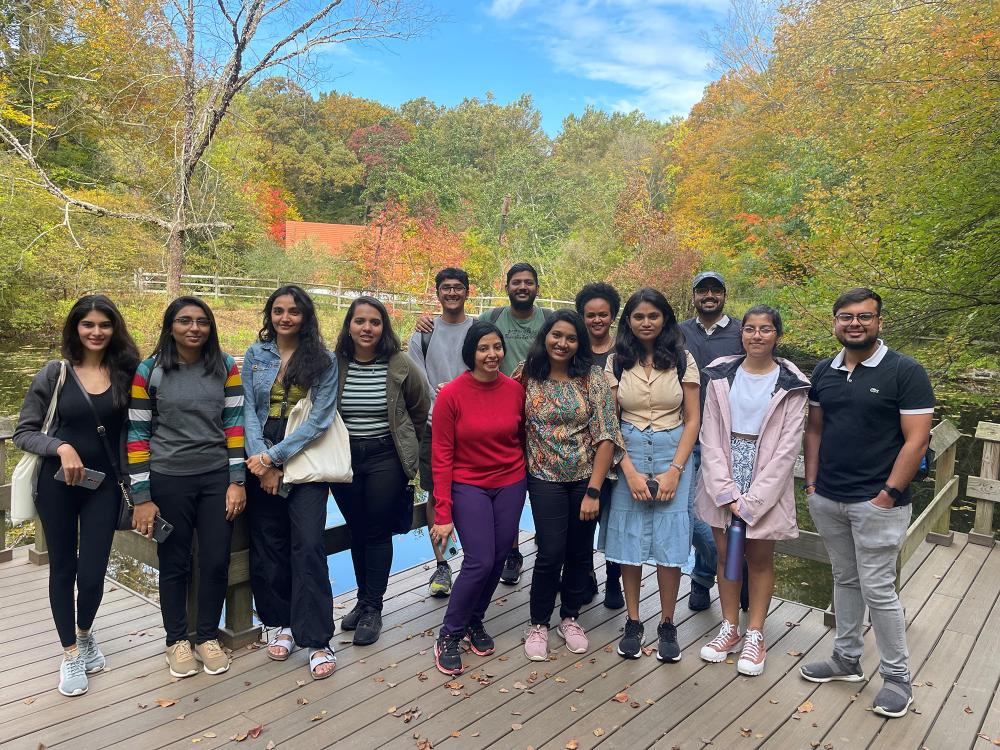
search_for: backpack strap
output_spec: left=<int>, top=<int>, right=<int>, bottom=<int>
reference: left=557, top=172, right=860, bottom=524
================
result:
left=420, top=329, right=432, bottom=357
left=147, top=357, right=163, bottom=429
left=486, top=307, right=503, bottom=323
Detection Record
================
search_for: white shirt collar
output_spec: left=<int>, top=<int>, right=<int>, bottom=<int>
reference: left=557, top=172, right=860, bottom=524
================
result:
left=831, top=339, right=888, bottom=371
left=697, top=314, right=731, bottom=335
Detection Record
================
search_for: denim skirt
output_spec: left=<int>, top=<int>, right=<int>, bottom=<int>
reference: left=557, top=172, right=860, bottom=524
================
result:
left=602, top=422, right=693, bottom=567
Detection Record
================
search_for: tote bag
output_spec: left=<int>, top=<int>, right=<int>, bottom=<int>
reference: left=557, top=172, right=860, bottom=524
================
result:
left=281, top=391, right=353, bottom=484
left=11, top=361, right=68, bottom=523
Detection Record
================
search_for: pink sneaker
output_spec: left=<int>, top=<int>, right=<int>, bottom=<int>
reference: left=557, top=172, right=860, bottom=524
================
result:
left=737, top=629, right=766, bottom=676
left=556, top=617, right=588, bottom=654
left=699, top=620, right=742, bottom=663
left=523, top=624, right=549, bottom=662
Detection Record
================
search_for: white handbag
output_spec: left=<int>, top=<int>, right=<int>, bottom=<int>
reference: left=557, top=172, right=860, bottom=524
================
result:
left=11, top=360, right=68, bottom=523
left=281, top=391, right=353, bottom=484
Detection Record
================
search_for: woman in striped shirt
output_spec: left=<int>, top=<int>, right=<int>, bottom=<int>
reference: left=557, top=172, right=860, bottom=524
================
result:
left=128, top=296, right=245, bottom=679
left=332, top=296, right=430, bottom=646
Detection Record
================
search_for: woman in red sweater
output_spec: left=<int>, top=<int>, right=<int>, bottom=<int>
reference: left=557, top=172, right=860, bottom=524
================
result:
left=430, top=321, right=527, bottom=675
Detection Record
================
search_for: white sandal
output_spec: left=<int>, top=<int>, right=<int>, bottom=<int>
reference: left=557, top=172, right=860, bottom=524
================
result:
left=309, top=647, right=337, bottom=680
left=266, top=628, right=296, bottom=661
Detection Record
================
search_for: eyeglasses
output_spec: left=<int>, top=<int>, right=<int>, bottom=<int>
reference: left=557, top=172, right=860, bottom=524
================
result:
left=175, top=316, right=211, bottom=328
left=694, top=287, right=725, bottom=296
left=438, top=284, right=466, bottom=293
left=835, top=312, right=878, bottom=324
left=742, top=326, right=776, bottom=335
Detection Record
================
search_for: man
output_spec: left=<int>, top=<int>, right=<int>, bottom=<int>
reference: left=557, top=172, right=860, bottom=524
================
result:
left=407, top=268, right=477, bottom=598
left=415, top=262, right=554, bottom=585
left=799, top=288, right=934, bottom=719
left=678, top=271, right=744, bottom=612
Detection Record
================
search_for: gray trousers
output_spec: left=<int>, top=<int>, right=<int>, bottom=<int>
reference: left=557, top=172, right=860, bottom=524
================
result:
left=808, top=492, right=911, bottom=680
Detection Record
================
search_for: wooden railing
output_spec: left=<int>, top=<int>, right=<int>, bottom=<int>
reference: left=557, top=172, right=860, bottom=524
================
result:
left=2, top=418, right=996, bottom=642
left=134, top=271, right=575, bottom=316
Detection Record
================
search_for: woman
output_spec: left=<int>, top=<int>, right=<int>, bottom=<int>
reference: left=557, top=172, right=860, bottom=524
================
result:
left=574, top=282, right=624, bottom=610
left=14, top=295, right=140, bottom=696
left=697, top=305, right=808, bottom=676
left=242, top=286, right=338, bottom=679
left=429, top=322, right=527, bottom=675
left=519, top=310, right=623, bottom=661
left=603, top=288, right=700, bottom=662
left=331, top=296, right=430, bottom=646
left=129, top=296, right=246, bottom=678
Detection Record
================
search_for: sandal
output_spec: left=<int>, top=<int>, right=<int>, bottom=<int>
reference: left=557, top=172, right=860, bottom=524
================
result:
left=266, top=628, right=296, bottom=661
left=309, top=647, right=337, bottom=680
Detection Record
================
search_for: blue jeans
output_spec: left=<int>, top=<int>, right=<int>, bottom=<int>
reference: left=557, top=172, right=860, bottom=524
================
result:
left=688, top=444, right=718, bottom=588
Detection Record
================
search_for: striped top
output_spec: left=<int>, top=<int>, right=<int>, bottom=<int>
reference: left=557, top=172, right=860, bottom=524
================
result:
left=340, top=359, right=390, bottom=438
left=127, top=354, right=245, bottom=503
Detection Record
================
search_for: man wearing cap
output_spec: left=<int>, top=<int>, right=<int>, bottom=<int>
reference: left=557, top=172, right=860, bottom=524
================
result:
left=679, top=271, right=744, bottom=611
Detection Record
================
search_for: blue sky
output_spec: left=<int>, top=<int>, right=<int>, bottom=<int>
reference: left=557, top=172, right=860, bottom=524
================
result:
left=311, top=0, right=730, bottom=134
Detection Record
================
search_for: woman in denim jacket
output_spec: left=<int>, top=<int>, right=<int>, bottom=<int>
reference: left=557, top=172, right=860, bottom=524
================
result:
left=242, top=285, right=339, bottom=680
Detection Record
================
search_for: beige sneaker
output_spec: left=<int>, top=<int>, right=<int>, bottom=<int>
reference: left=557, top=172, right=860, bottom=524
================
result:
left=165, top=641, right=199, bottom=678
left=194, top=639, right=231, bottom=675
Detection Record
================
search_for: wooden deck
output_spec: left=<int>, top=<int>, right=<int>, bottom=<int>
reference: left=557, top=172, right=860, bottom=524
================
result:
left=2, top=531, right=1000, bottom=749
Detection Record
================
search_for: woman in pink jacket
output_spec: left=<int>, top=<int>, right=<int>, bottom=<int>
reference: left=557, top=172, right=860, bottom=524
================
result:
left=696, top=305, right=809, bottom=676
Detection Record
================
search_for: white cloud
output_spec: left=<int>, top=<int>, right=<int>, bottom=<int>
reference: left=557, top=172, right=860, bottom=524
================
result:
left=487, top=0, right=531, bottom=19
left=496, top=0, right=726, bottom=119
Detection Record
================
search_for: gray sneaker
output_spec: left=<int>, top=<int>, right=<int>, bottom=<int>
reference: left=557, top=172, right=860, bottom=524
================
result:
left=76, top=632, right=106, bottom=674
left=873, top=675, right=913, bottom=718
left=58, top=652, right=89, bottom=696
left=428, top=563, right=453, bottom=598
left=799, top=653, right=865, bottom=683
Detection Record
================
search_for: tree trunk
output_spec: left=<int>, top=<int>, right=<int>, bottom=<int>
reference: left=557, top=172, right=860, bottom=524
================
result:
left=167, top=225, right=185, bottom=296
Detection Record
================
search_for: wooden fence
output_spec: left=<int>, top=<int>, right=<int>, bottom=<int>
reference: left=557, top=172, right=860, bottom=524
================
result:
left=1, top=418, right=995, bottom=643
left=134, top=271, right=575, bottom=317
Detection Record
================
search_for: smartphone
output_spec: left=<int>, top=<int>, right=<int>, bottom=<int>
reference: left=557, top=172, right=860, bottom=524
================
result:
left=54, top=466, right=106, bottom=490
left=437, top=533, right=459, bottom=561
left=132, top=514, right=174, bottom=543
left=645, top=478, right=660, bottom=498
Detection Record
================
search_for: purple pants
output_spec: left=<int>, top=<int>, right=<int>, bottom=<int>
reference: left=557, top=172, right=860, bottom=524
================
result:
left=440, top=478, right=527, bottom=637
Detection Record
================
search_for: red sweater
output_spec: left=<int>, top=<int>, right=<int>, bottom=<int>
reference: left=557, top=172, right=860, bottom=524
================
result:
left=431, top=371, right=526, bottom=524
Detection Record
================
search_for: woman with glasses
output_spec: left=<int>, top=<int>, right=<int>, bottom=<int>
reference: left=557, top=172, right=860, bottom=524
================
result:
left=696, top=305, right=809, bottom=676
left=129, top=297, right=246, bottom=678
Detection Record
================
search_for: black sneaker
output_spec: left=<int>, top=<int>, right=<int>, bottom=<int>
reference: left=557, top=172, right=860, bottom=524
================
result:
left=465, top=622, right=495, bottom=656
left=689, top=581, right=711, bottom=612
left=656, top=619, right=681, bottom=662
left=340, top=604, right=362, bottom=632
left=603, top=576, right=624, bottom=610
left=428, top=562, right=453, bottom=598
left=617, top=618, right=644, bottom=659
left=500, top=549, right=523, bottom=585
left=352, top=608, right=383, bottom=646
left=434, top=633, right=464, bottom=675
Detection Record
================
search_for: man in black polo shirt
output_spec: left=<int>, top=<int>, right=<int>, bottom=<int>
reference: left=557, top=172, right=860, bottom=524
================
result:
left=799, top=288, right=934, bottom=720
left=679, top=271, right=744, bottom=611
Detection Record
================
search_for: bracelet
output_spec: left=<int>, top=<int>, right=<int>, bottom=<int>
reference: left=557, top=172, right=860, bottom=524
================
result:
left=804, top=483, right=817, bottom=493
left=259, top=452, right=272, bottom=468
left=669, top=462, right=685, bottom=474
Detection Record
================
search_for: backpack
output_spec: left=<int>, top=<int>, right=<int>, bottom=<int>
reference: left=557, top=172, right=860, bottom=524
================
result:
left=147, top=358, right=164, bottom=428
left=483, top=306, right=556, bottom=325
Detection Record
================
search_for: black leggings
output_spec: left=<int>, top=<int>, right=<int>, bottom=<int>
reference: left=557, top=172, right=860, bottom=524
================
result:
left=36, top=459, right=119, bottom=648
left=331, top=436, right=407, bottom=612
left=151, top=469, right=233, bottom=646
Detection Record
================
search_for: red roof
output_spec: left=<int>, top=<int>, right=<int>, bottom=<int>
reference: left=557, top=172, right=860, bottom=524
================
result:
left=284, top=221, right=365, bottom=255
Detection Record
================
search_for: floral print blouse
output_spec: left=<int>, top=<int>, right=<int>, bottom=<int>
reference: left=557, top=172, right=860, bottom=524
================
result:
left=523, top=365, right=625, bottom=482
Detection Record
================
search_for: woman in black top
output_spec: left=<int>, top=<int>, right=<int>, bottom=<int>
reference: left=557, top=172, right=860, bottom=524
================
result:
left=14, top=295, right=139, bottom=697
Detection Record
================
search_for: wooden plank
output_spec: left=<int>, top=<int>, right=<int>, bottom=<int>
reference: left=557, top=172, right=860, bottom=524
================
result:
left=973, top=438, right=1000, bottom=542
left=968, top=475, right=1000, bottom=503
left=930, top=418, right=962, bottom=455
left=898, top=474, right=959, bottom=567
left=975, top=422, right=1000, bottom=442
left=775, top=530, right=830, bottom=564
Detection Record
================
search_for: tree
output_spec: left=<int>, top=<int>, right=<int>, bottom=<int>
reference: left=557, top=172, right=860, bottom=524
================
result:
left=1, top=0, right=431, bottom=294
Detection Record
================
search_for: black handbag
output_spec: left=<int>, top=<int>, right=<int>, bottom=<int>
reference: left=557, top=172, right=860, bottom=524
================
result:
left=392, top=483, right=416, bottom=535
left=66, top=368, right=144, bottom=532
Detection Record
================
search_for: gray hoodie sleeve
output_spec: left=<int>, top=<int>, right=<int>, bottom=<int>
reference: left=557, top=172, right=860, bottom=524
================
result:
left=12, top=360, right=66, bottom=457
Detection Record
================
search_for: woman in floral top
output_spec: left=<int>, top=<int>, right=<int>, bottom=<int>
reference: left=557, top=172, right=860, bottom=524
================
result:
left=517, top=310, right=623, bottom=661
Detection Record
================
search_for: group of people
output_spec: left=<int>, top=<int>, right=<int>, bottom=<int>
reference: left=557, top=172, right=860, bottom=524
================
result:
left=14, top=263, right=934, bottom=721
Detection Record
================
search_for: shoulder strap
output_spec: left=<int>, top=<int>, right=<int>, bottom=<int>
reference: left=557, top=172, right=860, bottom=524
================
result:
left=541, top=307, right=555, bottom=323
left=486, top=307, right=503, bottom=323
left=147, top=357, right=163, bottom=423
left=41, top=361, right=69, bottom=435
left=611, top=353, right=623, bottom=382
left=420, top=329, right=432, bottom=357
left=65, top=366, right=125, bottom=482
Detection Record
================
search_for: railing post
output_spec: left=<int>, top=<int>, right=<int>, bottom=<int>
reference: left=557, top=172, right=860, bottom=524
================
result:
left=968, top=422, right=1000, bottom=546
left=0, top=434, right=12, bottom=562
left=28, top=524, right=49, bottom=565
left=219, top=515, right=260, bottom=649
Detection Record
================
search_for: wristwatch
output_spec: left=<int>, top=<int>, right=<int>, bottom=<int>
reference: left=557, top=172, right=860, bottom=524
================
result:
left=585, top=486, right=600, bottom=499
left=231, top=480, right=246, bottom=487
left=882, top=485, right=901, bottom=502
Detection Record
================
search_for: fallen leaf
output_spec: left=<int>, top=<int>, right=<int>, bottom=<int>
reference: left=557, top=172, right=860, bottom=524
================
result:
left=798, top=700, right=814, bottom=713
left=593, top=728, right=605, bottom=737
left=555, top=677, right=567, bottom=683
left=964, top=706, right=974, bottom=714
left=604, top=645, right=613, bottom=653
left=512, top=723, right=523, bottom=730
left=296, top=679, right=306, bottom=687
left=570, top=705, right=577, bottom=712
left=612, top=692, right=629, bottom=703
left=630, top=701, right=640, bottom=708
left=646, top=698, right=656, bottom=705
left=175, top=714, right=186, bottom=720
left=565, top=741, right=579, bottom=749
left=769, top=698, right=779, bottom=705
left=388, top=706, right=397, bottom=714
left=445, top=681, right=463, bottom=690
left=471, top=732, right=480, bottom=737
left=23, top=697, right=36, bottom=705
left=513, top=681, right=529, bottom=690
left=230, top=733, right=248, bottom=742
left=202, top=733, right=217, bottom=739
left=787, top=651, right=803, bottom=657
left=191, top=739, right=201, bottom=744
left=248, top=724, right=263, bottom=738
left=450, top=731, right=460, bottom=738
left=310, top=714, right=325, bottom=722
left=785, top=621, right=800, bottom=628
left=155, top=698, right=177, bottom=708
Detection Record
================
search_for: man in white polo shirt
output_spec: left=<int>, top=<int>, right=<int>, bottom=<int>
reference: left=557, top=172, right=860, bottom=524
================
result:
left=799, top=288, right=934, bottom=719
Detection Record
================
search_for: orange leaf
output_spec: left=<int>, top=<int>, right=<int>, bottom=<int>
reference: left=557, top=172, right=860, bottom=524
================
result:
left=797, top=700, right=814, bottom=713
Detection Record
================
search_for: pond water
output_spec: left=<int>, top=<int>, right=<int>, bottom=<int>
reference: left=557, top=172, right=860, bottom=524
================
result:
left=2, top=340, right=997, bottom=610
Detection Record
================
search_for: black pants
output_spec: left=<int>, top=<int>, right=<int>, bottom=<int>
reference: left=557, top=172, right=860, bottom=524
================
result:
left=246, top=473, right=333, bottom=648
left=36, top=459, right=119, bottom=648
left=151, top=469, right=233, bottom=645
left=331, top=436, right=407, bottom=613
left=527, top=476, right=598, bottom=625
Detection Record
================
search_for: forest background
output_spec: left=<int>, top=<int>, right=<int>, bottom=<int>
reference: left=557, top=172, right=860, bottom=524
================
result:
left=1, top=0, right=997, bottom=378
